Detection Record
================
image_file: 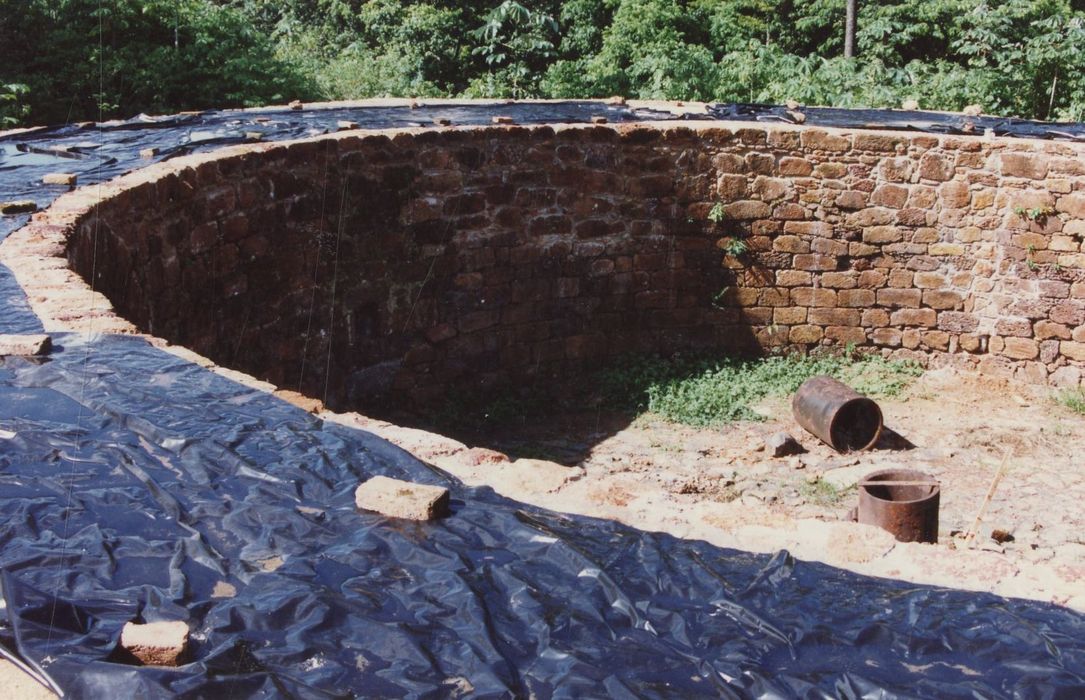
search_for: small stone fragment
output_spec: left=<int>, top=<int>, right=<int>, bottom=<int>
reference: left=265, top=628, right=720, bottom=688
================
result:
left=244, top=131, right=264, bottom=142
left=336, top=120, right=359, bottom=131
left=355, top=475, right=450, bottom=521
left=785, top=98, right=800, bottom=110
left=433, top=117, right=452, bottom=126
left=0, top=334, right=51, bottom=356
left=139, top=147, right=159, bottom=159
left=120, top=620, right=189, bottom=667
left=786, top=109, right=806, bottom=124
left=606, top=95, right=626, bottom=105
left=211, top=581, right=237, bottom=599
left=492, top=116, right=515, bottom=125
left=288, top=100, right=304, bottom=110
left=591, top=116, right=608, bottom=124
left=0, top=200, right=37, bottom=215
left=901, top=99, right=920, bottom=111
left=963, top=104, right=982, bottom=116
left=42, top=173, right=77, bottom=187
left=766, top=431, right=804, bottom=458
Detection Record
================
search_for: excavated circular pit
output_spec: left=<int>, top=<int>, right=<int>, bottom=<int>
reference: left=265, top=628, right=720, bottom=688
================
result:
left=5, top=100, right=1083, bottom=420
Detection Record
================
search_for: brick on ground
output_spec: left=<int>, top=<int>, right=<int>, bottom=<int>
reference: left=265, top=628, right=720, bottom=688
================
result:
left=119, top=620, right=189, bottom=666
left=355, top=475, right=450, bottom=521
left=0, top=334, right=51, bottom=356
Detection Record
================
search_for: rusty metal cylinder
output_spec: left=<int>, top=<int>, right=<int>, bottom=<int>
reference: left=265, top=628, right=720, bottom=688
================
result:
left=858, top=468, right=940, bottom=543
left=792, top=376, right=883, bottom=452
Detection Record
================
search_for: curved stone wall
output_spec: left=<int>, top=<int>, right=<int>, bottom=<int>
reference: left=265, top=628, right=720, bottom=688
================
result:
left=17, top=119, right=1085, bottom=411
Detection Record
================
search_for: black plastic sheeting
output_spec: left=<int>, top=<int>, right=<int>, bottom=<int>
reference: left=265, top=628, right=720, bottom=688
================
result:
left=1, top=335, right=1084, bottom=697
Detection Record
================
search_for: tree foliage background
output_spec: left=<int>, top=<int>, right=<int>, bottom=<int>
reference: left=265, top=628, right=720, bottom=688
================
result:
left=2, top=0, right=1084, bottom=127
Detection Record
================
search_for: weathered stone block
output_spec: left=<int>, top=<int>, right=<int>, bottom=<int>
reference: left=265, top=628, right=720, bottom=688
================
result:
left=791, top=287, right=836, bottom=307
left=890, top=308, right=937, bottom=327
left=870, top=184, right=909, bottom=209
left=793, top=254, right=838, bottom=271
left=863, top=226, right=902, bottom=244
left=1000, top=153, right=1049, bottom=180
left=800, top=130, right=850, bottom=152
left=838, top=289, right=876, bottom=307
left=1056, top=193, right=1085, bottom=218
left=355, top=475, right=451, bottom=520
left=1002, top=337, right=1040, bottom=360
left=723, top=200, right=771, bottom=219
left=922, top=290, right=964, bottom=310
left=789, top=325, right=824, bottom=343
left=918, top=152, right=955, bottom=181
left=779, top=157, right=813, bottom=176
left=877, top=288, right=921, bottom=308
left=0, top=334, right=51, bottom=356
left=120, top=621, right=189, bottom=667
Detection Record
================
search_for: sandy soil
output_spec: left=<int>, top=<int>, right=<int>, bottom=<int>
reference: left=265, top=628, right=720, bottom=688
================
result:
left=341, top=366, right=1085, bottom=612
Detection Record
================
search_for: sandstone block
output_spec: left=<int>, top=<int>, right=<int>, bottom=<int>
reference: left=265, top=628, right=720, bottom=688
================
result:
left=120, top=621, right=189, bottom=666
left=808, top=308, right=860, bottom=326
left=922, top=290, right=964, bottom=310
left=723, top=200, right=771, bottom=219
left=779, top=157, right=813, bottom=176
left=0, top=200, right=37, bottom=214
left=355, top=475, right=451, bottom=520
left=863, top=226, right=902, bottom=244
left=783, top=221, right=833, bottom=237
left=792, top=287, right=836, bottom=307
left=774, top=307, right=807, bottom=324
left=1002, top=337, right=1039, bottom=360
left=871, top=328, right=902, bottom=347
left=929, top=242, right=965, bottom=256
left=1035, top=320, right=1071, bottom=340
left=918, top=152, right=955, bottom=181
left=939, top=180, right=970, bottom=208
left=937, top=311, right=979, bottom=333
left=1000, top=153, right=1049, bottom=180
left=1056, top=193, right=1085, bottom=218
left=789, top=325, right=824, bottom=343
left=751, top=176, right=792, bottom=201
left=772, top=235, right=808, bottom=253
left=835, top=191, right=867, bottom=210
left=890, top=308, right=937, bottom=327
left=877, top=288, right=921, bottom=308
left=1061, top=341, right=1085, bottom=362
left=870, top=184, right=909, bottom=209
left=43, top=172, right=77, bottom=187
left=838, top=289, right=876, bottom=307
left=800, top=130, right=850, bottom=152
left=0, top=334, right=51, bottom=356
left=793, top=254, right=837, bottom=271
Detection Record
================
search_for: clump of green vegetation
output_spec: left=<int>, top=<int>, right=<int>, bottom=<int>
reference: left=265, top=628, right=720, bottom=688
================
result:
left=707, top=202, right=727, bottom=224
left=800, top=480, right=852, bottom=508
left=1055, top=388, right=1085, bottom=415
left=597, top=349, right=922, bottom=427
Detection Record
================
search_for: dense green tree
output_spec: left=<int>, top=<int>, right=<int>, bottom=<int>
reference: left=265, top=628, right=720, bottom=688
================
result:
left=2, top=0, right=1083, bottom=125
left=0, top=0, right=313, bottom=125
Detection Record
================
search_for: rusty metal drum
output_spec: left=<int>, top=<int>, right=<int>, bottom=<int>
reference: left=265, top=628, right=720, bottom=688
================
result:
left=792, top=375, right=883, bottom=452
left=857, top=468, right=940, bottom=543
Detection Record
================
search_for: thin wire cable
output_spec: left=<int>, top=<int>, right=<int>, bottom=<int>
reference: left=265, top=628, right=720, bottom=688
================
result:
left=298, top=140, right=333, bottom=391
left=321, top=177, right=350, bottom=407
left=46, top=0, right=106, bottom=649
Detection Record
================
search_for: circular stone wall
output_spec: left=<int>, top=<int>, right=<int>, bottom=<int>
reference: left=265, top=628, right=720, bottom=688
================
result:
left=9, top=117, right=1085, bottom=413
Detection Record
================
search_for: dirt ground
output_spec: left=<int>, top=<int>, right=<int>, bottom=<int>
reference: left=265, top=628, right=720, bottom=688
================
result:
left=341, top=365, right=1085, bottom=613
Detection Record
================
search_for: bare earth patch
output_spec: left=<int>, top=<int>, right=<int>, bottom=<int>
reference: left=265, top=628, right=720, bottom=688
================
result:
left=337, top=365, right=1085, bottom=612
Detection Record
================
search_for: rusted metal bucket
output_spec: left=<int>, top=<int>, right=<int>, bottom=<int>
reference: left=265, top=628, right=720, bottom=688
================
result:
left=792, top=376, right=883, bottom=452
left=858, top=468, right=940, bottom=543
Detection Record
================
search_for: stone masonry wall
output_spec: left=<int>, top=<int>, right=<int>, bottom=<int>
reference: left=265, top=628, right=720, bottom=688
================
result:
left=62, top=121, right=1085, bottom=411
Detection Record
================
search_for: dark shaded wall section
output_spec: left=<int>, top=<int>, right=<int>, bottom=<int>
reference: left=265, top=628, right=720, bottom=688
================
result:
left=67, top=123, right=1085, bottom=412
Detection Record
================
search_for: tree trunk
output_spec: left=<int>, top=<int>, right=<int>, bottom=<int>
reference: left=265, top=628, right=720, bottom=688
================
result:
left=845, top=0, right=858, bottom=58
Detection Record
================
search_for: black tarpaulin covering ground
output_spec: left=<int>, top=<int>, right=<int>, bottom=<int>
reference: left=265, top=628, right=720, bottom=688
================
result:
left=0, top=335, right=1083, bottom=698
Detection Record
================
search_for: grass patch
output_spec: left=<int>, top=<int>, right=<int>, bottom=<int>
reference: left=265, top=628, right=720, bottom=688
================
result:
left=598, top=349, right=922, bottom=427
left=1055, top=388, right=1085, bottom=416
left=800, top=480, right=852, bottom=508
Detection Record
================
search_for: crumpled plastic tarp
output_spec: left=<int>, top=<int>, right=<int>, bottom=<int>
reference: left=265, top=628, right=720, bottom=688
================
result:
left=0, top=334, right=1083, bottom=698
